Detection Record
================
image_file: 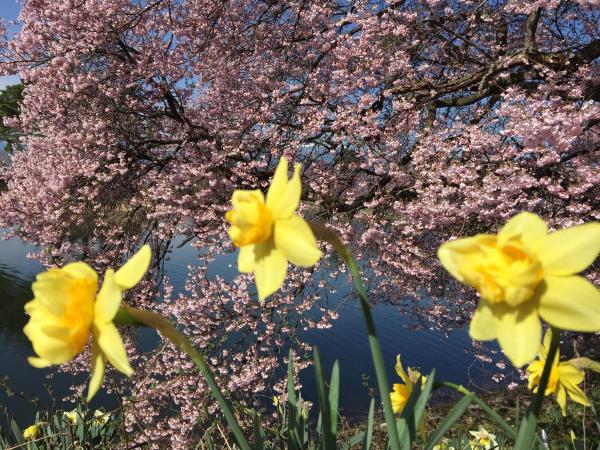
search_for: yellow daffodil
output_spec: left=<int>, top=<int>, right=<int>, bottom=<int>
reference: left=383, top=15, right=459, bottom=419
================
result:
left=433, top=439, right=455, bottom=450
left=23, top=424, right=39, bottom=440
left=272, top=395, right=283, bottom=414
left=64, top=409, right=79, bottom=425
left=24, top=245, right=151, bottom=401
left=226, top=158, right=321, bottom=300
left=468, top=426, right=497, bottom=449
left=438, top=212, right=600, bottom=367
left=389, top=355, right=425, bottom=414
left=527, top=330, right=590, bottom=416
left=93, top=409, right=110, bottom=425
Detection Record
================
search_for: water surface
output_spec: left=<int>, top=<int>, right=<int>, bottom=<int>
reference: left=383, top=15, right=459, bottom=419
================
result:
left=0, top=233, right=504, bottom=426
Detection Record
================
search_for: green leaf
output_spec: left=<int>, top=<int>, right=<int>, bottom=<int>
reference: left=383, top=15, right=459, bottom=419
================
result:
left=252, top=410, right=265, bottom=450
left=363, top=398, right=375, bottom=450
left=438, top=381, right=516, bottom=439
left=423, top=394, right=474, bottom=450
left=341, top=430, right=366, bottom=450
left=329, top=360, right=340, bottom=441
left=313, top=347, right=335, bottom=450
left=10, top=419, right=23, bottom=444
left=286, top=349, right=303, bottom=450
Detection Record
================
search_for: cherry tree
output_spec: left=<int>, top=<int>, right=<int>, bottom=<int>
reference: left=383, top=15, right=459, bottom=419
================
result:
left=0, top=0, right=599, bottom=446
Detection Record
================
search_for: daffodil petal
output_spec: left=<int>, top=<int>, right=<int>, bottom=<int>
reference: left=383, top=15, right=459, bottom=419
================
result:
left=437, top=236, right=492, bottom=283
left=114, top=245, right=151, bottom=290
left=390, top=383, right=410, bottom=414
left=265, top=158, right=289, bottom=210
left=87, top=341, right=105, bottom=402
left=31, top=270, right=78, bottom=316
left=268, top=163, right=301, bottom=220
left=556, top=382, right=567, bottom=415
left=539, top=329, right=552, bottom=360
left=560, top=365, right=590, bottom=407
left=62, top=261, right=98, bottom=283
left=274, top=215, right=321, bottom=267
left=23, top=324, right=76, bottom=364
left=538, top=275, right=600, bottom=332
left=254, top=245, right=287, bottom=301
left=95, top=323, right=133, bottom=376
left=558, top=363, right=585, bottom=386
left=536, top=223, right=600, bottom=276
left=496, top=303, right=541, bottom=367
left=95, top=269, right=122, bottom=324
left=469, top=301, right=498, bottom=340
left=395, top=355, right=409, bottom=384
left=27, top=356, right=51, bottom=368
left=238, top=245, right=256, bottom=273
left=498, top=212, right=548, bottom=248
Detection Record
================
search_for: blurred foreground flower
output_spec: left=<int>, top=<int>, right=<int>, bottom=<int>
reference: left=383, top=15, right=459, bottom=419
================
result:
left=93, top=409, right=111, bottom=425
left=226, top=158, right=321, bottom=300
left=24, top=245, right=151, bottom=400
left=23, top=423, right=39, bottom=440
left=64, top=409, right=79, bottom=425
left=527, top=330, right=590, bottom=416
left=438, top=212, right=600, bottom=367
left=390, top=355, right=425, bottom=414
left=468, top=426, right=497, bottom=449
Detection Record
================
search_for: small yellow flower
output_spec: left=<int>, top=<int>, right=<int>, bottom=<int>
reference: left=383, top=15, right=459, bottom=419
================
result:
left=93, top=409, right=110, bottom=425
left=469, top=426, right=497, bottom=449
left=23, top=424, right=39, bottom=440
left=226, top=158, right=321, bottom=300
left=64, top=409, right=79, bottom=425
left=272, top=395, right=283, bottom=414
left=433, top=439, right=455, bottom=450
left=24, top=245, right=151, bottom=400
left=389, top=355, right=425, bottom=414
left=438, top=212, right=600, bottom=367
left=527, top=330, right=590, bottom=416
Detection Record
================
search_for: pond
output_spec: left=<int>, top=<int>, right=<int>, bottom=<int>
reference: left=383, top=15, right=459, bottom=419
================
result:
left=0, top=231, right=507, bottom=427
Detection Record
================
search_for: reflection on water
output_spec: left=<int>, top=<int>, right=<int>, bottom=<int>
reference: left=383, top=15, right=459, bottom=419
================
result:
left=0, top=234, right=109, bottom=427
left=0, top=233, right=505, bottom=427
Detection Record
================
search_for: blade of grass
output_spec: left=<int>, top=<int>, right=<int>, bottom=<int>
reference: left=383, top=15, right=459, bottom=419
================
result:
left=423, top=394, right=475, bottom=450
left=329, top=361, right=340, bottom=443
left=438, top=382, right=516, bottom=439
left=363, top=398, right=375, bottom=450
left=313, top=347, right=334, bottom=449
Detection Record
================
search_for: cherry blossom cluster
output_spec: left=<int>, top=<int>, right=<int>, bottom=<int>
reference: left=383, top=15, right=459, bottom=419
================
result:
left=1, top=0, right=599, bottom=446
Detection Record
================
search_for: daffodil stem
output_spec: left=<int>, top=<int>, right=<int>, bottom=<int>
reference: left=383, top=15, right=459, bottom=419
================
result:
left=310, top=222, right=402, bottom=450
left=514, top=327, right=560, bottom=449
left=118, top=307, right=252, bottom=450
left=437, top=381, right=516, bottom=439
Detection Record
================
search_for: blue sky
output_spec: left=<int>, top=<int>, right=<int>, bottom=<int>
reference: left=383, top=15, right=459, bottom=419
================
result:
left=0, top=0, right=21, bottom=89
